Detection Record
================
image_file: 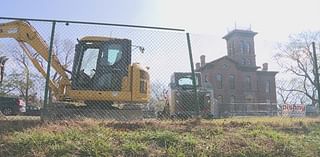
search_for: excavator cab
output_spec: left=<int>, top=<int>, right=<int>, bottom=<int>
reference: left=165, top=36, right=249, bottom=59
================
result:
left=71, top=37, right=131, bottom=91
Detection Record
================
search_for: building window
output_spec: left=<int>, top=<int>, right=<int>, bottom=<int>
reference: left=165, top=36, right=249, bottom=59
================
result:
left=204, top=74, right=208, bottom=83
left=232, top=41, right=235, bottom=55
left=245, top=43, right=250, bottom=54
left=245, top=95, right=253, bottom=103
left=229, top=75, right=235, bottom=89
left=247, top=59, right=251, bottom=65
left=230, top=95, right=235, bottom=103
left=266, top=80, right=271, bottom=93
left=216, top=74, right=223, bottom=89
left=242, top=58, right=246, bottom=65
left=228, top=43, right=232, bottom=55
left=217, top=95, right=223, bottom=103
left=240, top=41, right=245, bottom=54
left=266, top=99, right=271, bottom=103
left=245, top=75, right=251, bottom=90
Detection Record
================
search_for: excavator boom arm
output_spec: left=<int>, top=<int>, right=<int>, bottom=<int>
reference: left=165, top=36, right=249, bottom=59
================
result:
left=0, top=20, right=70, bottom=97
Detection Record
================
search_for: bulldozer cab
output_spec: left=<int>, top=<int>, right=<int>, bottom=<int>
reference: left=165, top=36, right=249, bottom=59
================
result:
left=71, top=37, right=131, bottom=91
left=170, top=72, right=201, bottom=90
left=164, top=72, right=213, bottom=118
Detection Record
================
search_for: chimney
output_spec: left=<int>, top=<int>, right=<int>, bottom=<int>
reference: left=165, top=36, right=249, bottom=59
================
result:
left=262, top=63, right=268, bottom=71
left=200, top=55, right=206, bottom=67
left=195, top=63, right=200, bottom=71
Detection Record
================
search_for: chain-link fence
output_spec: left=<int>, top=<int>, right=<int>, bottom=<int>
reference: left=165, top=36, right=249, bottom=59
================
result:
left=2, top=17, right=320, bottom=157
left=0, top=17, right=283, bottom=122
left=0, top=17, right=206, bottom=121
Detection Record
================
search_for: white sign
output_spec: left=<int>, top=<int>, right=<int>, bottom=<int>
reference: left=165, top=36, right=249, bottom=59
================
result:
left=282, top=104, right=306, bottom=117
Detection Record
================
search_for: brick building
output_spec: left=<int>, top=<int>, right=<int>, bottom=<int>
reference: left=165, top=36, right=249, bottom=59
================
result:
left=196, top=29, right=277, bottom=115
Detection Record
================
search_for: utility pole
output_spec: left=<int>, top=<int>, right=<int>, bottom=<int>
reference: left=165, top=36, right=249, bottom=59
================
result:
left=312, top=42, right=320, bottom=112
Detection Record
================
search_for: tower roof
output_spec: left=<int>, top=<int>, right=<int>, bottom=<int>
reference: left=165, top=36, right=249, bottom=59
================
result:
left=223, top=29, right=258, bottom=40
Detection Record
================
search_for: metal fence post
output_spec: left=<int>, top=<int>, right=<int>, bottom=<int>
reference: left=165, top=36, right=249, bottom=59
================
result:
left=312, top=42, right=320, bottom=113
left=41, top=21, right=56, bottom=120
left=186, top=33, right=200, bottom=116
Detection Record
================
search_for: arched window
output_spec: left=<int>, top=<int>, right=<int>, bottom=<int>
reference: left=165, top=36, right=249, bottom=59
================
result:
left=245, top=43, right=250, bottom=54
left=246, top=75, right=251, bottom=90
left=204, top=74, right=208, bottom=83
left=232, top=41, right=235, bottom=55
left=216, top=74, right=223, bottom=89
left=266, top=80, right=271, bottom=93
left=217, top=95, right=223, bottom=103
left=230, top=95, right=235, bottom=103
left=240, top=41, right=245, bottom=54
left=228, top=43, right=232, bottom=55
left=247, top=59, right=251, bottom=65
left=242, top=58, right=246, bottom=65
left=229, top=75, right=235, bottom=89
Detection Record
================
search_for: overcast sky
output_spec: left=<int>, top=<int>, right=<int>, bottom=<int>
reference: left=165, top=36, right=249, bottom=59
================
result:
left=1, top=0, right=320, bottom=79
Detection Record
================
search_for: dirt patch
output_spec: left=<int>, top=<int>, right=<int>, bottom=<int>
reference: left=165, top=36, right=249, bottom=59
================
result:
left=104, top=121, right=149, bottom=131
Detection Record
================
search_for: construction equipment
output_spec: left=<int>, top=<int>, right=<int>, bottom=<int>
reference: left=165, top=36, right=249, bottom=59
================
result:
left=159, top=72, right=214, bottom=118
left=0, top=20, right=150, bottom=120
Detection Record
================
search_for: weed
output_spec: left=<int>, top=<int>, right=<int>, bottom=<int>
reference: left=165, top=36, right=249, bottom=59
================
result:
left=1, top=117, right=320, bottom=156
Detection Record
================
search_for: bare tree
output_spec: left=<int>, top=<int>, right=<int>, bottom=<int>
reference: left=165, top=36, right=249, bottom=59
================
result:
left=0, top=73, right=19, bottom=95
left=51, top=36, right=75, bottom=81
left=274, top=31, right=320, bottom=105
left=10, top=47, right=32, bottom=105
left=0, top=35, right=75, bottom=103
left=276, top=78, right=307, bottom=104
left=45, top=36, right=75, bottom=103
left=148, top=80, right=168, bottom=112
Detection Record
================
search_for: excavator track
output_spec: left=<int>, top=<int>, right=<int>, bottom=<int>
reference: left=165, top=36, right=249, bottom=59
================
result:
left=42, top=102, right=143, bottom=121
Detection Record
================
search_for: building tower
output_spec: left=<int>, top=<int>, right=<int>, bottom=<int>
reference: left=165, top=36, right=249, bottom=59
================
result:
left=223, top=29, right=257, bottom=67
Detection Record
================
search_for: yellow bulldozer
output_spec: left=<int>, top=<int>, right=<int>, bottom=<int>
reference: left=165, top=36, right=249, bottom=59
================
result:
left=0, top=20, right=151, bottom=120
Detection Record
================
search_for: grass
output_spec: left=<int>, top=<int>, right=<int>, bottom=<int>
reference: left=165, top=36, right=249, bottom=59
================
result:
left=0, top=117, right=320, bottom=156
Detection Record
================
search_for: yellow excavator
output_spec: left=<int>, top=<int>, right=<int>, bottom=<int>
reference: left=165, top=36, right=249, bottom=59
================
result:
left=0, top=20, right=150, bottom=120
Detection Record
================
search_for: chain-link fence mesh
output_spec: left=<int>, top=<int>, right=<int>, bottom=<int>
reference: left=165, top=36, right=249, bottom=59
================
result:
left=2, top=17, right=320, bottom=157
left=0, top=18, right=214, bottom=121
left=0, top=17, right=307, bottom=123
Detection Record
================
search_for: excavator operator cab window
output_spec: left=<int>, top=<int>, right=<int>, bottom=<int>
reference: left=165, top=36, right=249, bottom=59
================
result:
left=101, top=44, right=122, bottom=66
left=80, top=48, right=99, bottom=78
left=72, top=38, right=131, bottom=91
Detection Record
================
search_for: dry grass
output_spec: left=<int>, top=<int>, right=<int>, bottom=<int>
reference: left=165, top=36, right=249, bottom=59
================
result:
left=0, top=117, right=320, bottom=156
